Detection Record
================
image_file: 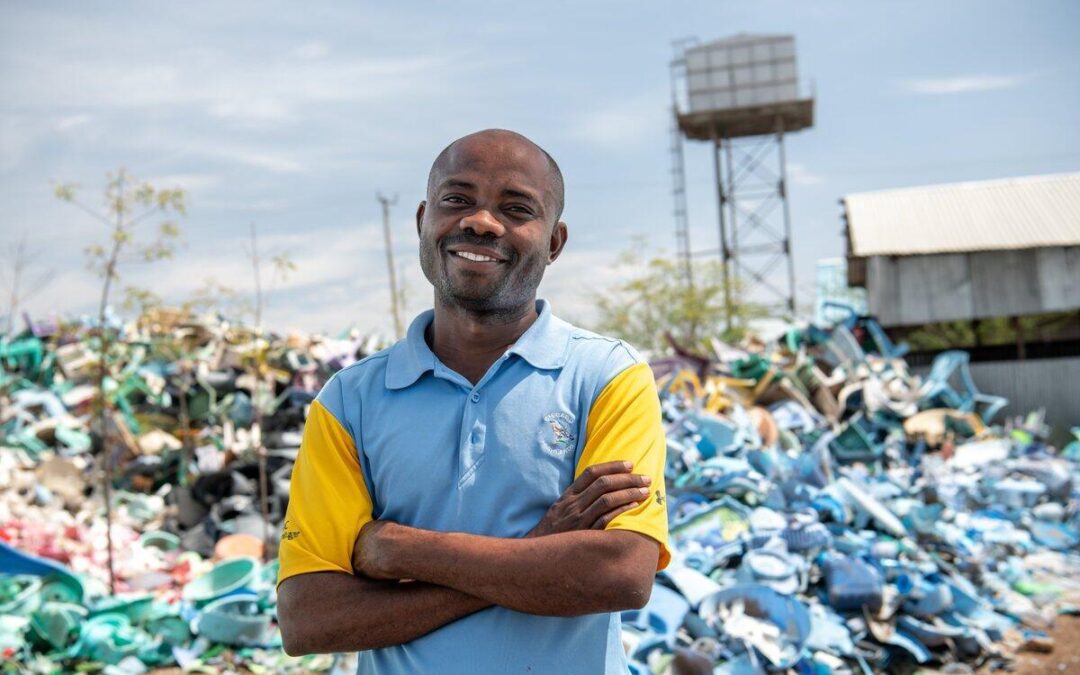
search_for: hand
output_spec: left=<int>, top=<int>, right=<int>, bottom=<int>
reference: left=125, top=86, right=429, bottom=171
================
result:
left=527, top=461, right=652, bottom=537
left=352, top=520, right=402, bottom=580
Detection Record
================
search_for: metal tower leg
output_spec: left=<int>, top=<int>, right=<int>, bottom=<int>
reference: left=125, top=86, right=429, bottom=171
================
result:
left=712, top=123, right=798, bottom=320
left=711, top=129, right=733, bottom=333
left=670, top=108, right=693, bottom=288
left=777, top=119, right=797, bottom=316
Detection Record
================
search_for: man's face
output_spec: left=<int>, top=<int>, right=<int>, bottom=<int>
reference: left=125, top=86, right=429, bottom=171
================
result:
left=417, top=133, right=567, bottom=316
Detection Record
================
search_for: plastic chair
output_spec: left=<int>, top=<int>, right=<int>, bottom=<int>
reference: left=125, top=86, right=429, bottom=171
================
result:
left=821, top=302, right=909, bottom=359
left=919, top=350, right=1007, bottom=424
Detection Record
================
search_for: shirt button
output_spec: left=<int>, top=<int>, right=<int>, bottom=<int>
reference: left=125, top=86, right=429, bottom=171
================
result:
left=471, top=392, right=480, bottom=403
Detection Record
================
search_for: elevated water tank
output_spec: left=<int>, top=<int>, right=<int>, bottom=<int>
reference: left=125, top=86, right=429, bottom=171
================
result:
left=677, top=34, right=814, bottom=140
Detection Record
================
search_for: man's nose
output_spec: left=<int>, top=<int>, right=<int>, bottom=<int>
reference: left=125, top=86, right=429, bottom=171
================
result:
left=459, top=209, right=506, bottom=237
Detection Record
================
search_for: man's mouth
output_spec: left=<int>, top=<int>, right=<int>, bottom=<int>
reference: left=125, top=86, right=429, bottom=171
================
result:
left=451, top=250, right=501, bottom=263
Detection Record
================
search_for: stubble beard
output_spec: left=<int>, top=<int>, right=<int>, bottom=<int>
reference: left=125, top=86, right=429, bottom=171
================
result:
left=420, top=237, right=547, bottom=322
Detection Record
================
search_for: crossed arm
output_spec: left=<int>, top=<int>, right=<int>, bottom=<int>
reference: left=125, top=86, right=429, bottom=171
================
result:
left=278, top=462, right=659, bottom=655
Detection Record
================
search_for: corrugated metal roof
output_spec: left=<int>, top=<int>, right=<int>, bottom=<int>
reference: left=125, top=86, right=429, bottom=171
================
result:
left=844, top=172, right=1080, bottom=257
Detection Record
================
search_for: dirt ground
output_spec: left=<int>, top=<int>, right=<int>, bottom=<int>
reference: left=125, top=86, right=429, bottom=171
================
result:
left=1004, top=615, right=1080, bottom=674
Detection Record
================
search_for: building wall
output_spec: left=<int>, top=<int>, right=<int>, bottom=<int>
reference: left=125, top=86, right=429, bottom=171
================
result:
left=864, top=246, right=1080, bottom=327
left=913, top=356, right=1080, bottom=443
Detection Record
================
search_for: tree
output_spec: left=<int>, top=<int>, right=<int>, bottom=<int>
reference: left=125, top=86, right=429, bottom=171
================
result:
left=0, top=233, right=54, bottom=336
left=245, top=222, right=295, bottom=560
left=55, top=168, right=185, bottom=594
left=182, top=277, right=251, bottom=319
left=590, top=246, right=764, bottom=354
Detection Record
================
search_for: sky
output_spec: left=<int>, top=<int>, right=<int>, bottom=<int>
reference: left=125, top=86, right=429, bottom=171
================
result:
left=1, top=1, right=1078, bottom=337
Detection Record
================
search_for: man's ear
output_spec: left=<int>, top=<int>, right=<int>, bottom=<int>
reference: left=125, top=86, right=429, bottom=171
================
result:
left=547, top=221, right=568, bottom=264
left=415, top=201, right=426, bottom=237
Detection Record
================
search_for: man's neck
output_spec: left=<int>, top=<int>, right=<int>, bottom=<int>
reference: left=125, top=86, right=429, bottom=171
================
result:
left=427, top=298, right=539, bottom=385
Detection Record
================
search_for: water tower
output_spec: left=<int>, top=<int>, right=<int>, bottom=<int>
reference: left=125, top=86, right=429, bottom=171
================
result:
left=670, top=34, right=815, bottom=327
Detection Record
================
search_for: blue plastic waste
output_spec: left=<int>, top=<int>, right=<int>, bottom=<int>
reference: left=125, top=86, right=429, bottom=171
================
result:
left=822, top=555, right=883, bottom=612
left=700, top=585, right=811, bottom=670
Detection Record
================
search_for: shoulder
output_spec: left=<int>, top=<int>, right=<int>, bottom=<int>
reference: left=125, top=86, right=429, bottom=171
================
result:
left=564, top=321, right=644, bottom=370
left=554, top=317, right=647, bottom=393
left=322, top=348, right=393, bottom=390
left=315, top=348, right=393, bottom=417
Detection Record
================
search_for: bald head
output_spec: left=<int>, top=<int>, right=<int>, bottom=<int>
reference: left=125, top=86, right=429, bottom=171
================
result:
left=426, top=129, right=565, bottom=223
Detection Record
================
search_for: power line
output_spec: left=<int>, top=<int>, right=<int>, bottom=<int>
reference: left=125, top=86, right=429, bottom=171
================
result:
left=572, top=150, right=1080, bottom=190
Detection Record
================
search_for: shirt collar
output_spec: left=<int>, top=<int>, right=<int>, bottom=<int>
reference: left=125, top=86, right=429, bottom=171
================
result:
left=384, top=299, right=571, bottom=390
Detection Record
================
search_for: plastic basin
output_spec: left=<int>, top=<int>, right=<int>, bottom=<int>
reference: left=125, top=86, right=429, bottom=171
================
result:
left=193, top=594, right=271, bottom=646
left=139, top=530, right=180, bottom=552
left=182, top=556, right=259, bottom=604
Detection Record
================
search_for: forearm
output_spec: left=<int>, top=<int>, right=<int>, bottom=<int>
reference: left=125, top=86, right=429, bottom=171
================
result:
left=278, top=572, right=490, bottom=655
left=378, top=528, right=654, bottom=617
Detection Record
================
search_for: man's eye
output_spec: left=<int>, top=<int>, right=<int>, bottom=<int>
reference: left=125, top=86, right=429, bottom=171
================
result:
left=443, top=195, right=467, bottom=204
left=506, top=205, right=533, bottom=216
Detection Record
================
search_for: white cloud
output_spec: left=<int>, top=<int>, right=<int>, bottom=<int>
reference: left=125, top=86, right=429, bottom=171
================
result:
left=787, top=162, right=825, bottom=186
left=54, top=114, right=92, bottom=132
left=230, top=152, right=305, bottom=174
left=143, top=173, right=223, bottom=192
left=208, top=98, right=292, bottom=124
left=161, top=139, right=307, bottom=173
left=900, top=75, right=1025, bottom=95
left=569, top=95, right=666, bottom=149
left=1, top=51, right=454, bottom=111
left=292, top=42, right=330, bottom=61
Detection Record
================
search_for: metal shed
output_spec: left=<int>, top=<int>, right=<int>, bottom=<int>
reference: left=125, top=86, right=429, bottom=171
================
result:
left=844, top=172, right=1080, bottom=328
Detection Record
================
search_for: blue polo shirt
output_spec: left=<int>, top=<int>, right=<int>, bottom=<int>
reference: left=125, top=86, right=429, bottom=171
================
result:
left=279, top=300, right=669, bottom=674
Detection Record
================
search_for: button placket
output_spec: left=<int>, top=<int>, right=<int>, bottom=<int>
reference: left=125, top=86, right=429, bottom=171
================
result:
left=459, top=386, right=486, bottom=488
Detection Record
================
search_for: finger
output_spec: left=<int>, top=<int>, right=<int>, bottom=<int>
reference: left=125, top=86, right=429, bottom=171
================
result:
left=577, top=472, right=651, bottom=508
left=568, top=461, right=634, bottom=495
left=591, top=501, right=641, bottom=529
left=580, top=485, right=652, bottom=526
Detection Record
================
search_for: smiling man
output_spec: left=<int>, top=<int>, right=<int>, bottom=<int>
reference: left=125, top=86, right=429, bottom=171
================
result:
left=276, top=129, right=669, bottom=674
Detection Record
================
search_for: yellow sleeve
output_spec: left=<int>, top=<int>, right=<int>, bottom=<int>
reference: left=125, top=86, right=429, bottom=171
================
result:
left=277, top=399, right=373, bottom=587
left=575, top=362, right=670, bottom=570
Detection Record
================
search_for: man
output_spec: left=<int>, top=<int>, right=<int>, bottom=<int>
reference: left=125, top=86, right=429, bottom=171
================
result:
left=277, top=129, right=669, bottom=673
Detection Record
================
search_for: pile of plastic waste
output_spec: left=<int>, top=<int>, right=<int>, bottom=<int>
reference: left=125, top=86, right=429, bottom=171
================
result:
left=1, top=308, right=379, bottom=673
left=627, top=308, right=1080, bottom=674
left=2, top=304, right=1079, bottom=673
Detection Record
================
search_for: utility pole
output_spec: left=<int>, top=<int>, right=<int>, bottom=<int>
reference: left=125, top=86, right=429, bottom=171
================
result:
left=376, top=193, right=404, bottom=340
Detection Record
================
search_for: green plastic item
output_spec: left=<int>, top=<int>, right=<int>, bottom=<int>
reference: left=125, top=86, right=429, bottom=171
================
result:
left=258, top=558, right=280, bottom=587
left=1014, top=579, right=1061, bottom=598
left=0, top=575, right=43, bottom=617
left=39, top=572, right=85, bottom=605
left=69, top=613, right=139, bottom=664
left=147, top=613, right=191, bottom=647
left=30, top=601, right=87, bottom=650
left=182, top=556, right=260, bottom=605
left=90, top=594, right=155, bottom=624
left=55, top=425, right=93, bottom=453
left=139, top=530, right=180, bottom=552
left=194, top=594, right=272, bottom=646
left=732, top=354, right=771, bottom=381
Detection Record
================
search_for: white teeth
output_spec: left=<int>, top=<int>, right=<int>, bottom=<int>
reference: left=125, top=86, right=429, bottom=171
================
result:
left=455, top=251, right=498, bottom=262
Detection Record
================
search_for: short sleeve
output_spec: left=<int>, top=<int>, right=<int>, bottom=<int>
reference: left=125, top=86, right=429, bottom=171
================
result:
left=277, top=386, right=373, bottom=587
left=575, top=361, right=670, bottom=570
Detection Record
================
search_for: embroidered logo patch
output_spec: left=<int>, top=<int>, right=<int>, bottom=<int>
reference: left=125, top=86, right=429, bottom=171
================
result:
left=281, top=519, right=300, bottom=541
left=538, top=412, right=577, bottom=458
